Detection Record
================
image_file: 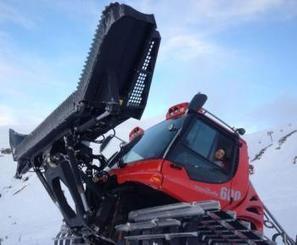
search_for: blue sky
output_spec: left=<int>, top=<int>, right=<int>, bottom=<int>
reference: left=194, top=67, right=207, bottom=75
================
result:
left=0, top=0, right=296, bottom=133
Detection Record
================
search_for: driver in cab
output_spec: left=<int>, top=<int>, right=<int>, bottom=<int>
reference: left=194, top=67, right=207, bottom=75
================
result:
left=213, top=148, right=226, bottom=168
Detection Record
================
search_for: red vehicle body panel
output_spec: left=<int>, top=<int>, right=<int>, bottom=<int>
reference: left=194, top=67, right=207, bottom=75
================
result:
left=161, top=160, right=232, bottom=208
left=111, top=159, right=164, bottom=190
left=228, top=139, right=264, bottom=231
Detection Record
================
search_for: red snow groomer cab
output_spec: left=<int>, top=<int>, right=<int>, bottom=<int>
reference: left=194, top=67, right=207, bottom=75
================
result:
left=110, top=93, right=264, bottom=233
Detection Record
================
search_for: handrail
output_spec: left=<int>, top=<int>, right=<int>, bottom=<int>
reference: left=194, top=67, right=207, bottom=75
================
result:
left=263, top=205, right=296, bottom=244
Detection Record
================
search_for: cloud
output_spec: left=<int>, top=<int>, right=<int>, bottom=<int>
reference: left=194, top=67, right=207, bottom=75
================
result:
left=37, top=0, right=105, bottom=29
left=127, top=0, right=297, bottom=33
left=160, top=34, right=219, bottom=62
left=0, top=50, right=80, bottom=126
left=188, top=0, right=283, bottom=21
left=126, top=0, right=296, bottom=72
left=0, top=21, right=88, bottom=121
left=0, top=1, right=36, bottom=29
left=126, top=0, right=296, bottom=122
left=246, top=95, right=297, bottom=130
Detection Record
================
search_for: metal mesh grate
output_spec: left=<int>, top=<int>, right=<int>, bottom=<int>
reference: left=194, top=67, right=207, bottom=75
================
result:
left=142, top=41, right=155, bottom=71
left=127, top=72, right=147, bottom=106
left=127, top=41, right=155, bottom=107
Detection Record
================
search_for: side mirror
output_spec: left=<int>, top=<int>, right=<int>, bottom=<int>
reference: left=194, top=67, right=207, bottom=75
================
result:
left=100, top=135, right=114, bottom=152
left=188, top=93, right=207, bottom=113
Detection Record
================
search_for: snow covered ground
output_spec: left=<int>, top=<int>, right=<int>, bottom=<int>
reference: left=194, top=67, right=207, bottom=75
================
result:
left=245, top=123, right=297, bottom=239
left=0, top=122, right=296, bottom=244
left=0, top=127, right=61, bottom=245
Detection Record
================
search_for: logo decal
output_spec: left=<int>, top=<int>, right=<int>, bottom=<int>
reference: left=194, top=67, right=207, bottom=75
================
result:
left=220, top=187, right=241, bottom=201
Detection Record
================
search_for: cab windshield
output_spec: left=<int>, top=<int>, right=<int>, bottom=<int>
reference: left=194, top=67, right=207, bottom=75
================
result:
left=122, top=117, right=183, bottom=164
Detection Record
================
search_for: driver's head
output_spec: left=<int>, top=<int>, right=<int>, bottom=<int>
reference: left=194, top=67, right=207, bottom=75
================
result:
left=215, top=148, right=225, bottom=161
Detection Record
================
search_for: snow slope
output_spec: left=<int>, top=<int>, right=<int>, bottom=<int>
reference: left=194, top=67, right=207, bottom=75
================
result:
left=245, top=123, right=297, bottom=239
left=0, top=157, right=61, bottom=245
left=0, top=122, right=296, bottom=244
left=0, top=127, right=60, bottom=245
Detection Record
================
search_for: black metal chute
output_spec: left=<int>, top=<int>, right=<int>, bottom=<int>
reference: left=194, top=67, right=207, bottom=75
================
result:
left=9, top=3, right=160, bottom=168
left=8, top=129, right=27, bottom=160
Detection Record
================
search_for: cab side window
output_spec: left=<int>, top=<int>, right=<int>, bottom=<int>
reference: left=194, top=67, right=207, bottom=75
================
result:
left=167, top=118, right=237, bottom=183
left=184, top=121, right=216, bottom=159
